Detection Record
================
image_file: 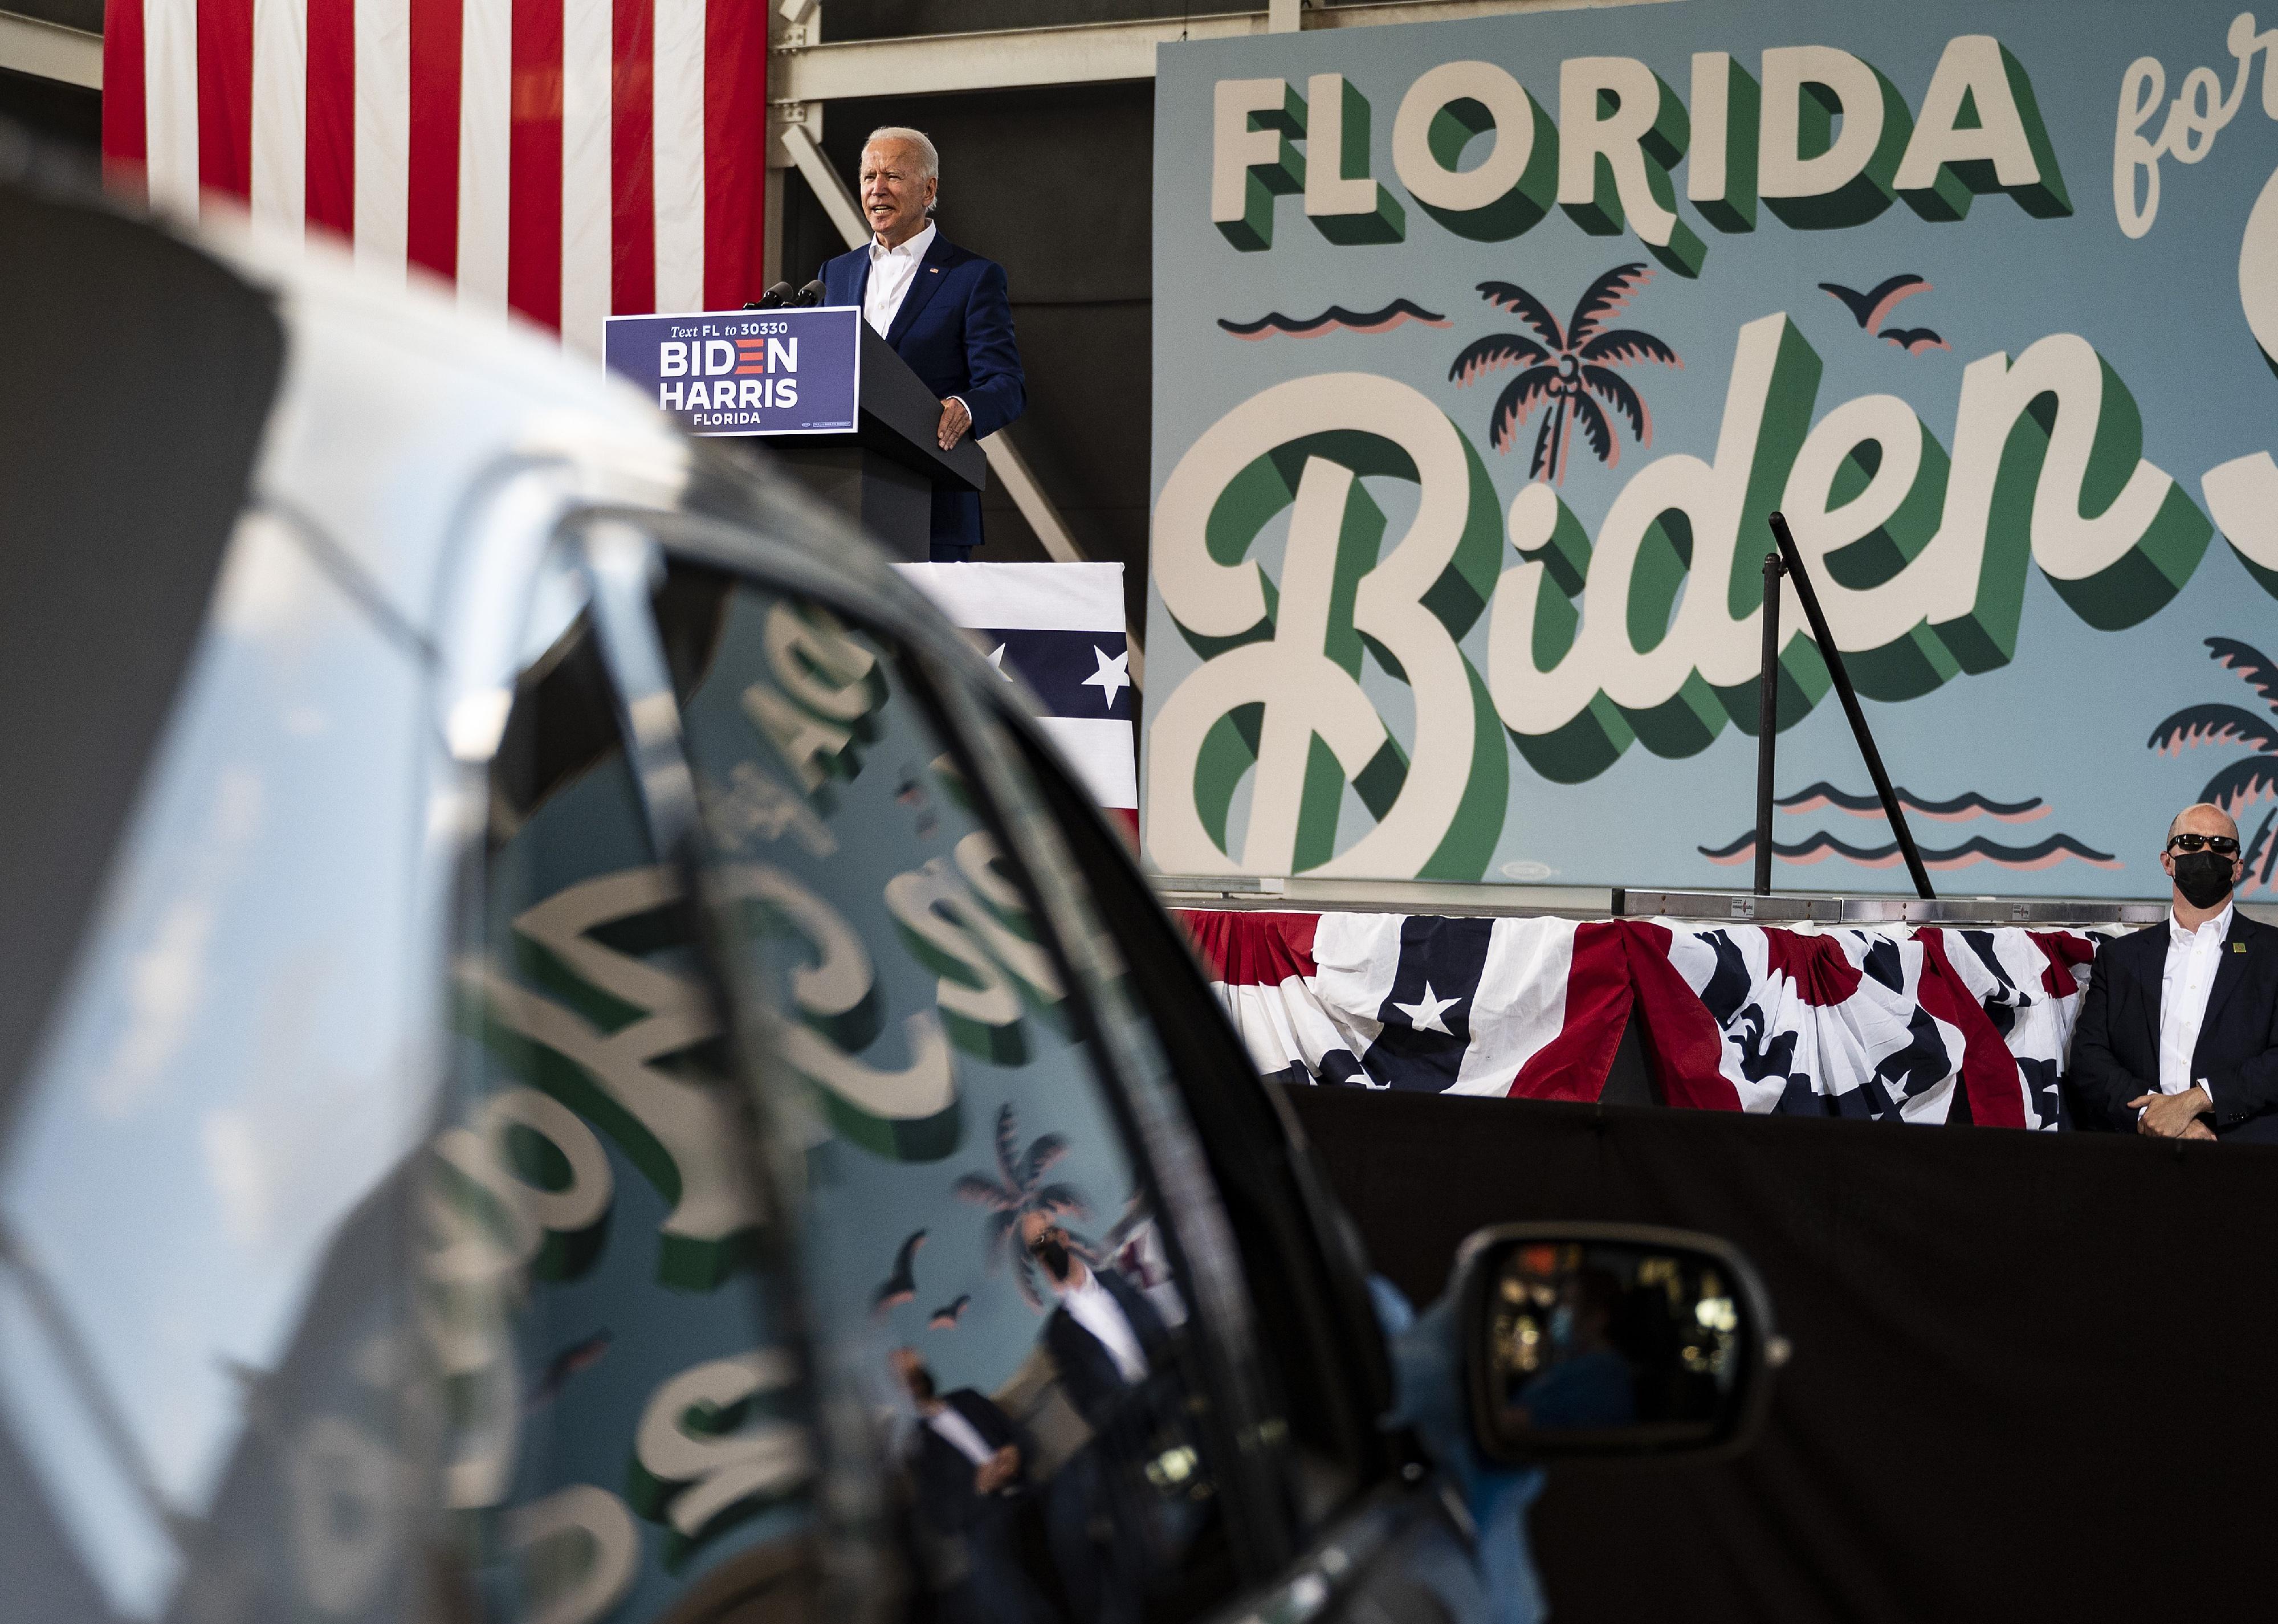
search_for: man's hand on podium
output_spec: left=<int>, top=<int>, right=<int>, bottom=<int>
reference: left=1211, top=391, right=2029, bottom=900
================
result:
left=938, top=397, right=972, bottom=451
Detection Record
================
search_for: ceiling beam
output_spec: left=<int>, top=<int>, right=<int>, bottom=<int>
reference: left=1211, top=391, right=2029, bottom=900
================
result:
left=0, top=9, right=100, bottom=89
left=773, top=0, right=1668, bottom=104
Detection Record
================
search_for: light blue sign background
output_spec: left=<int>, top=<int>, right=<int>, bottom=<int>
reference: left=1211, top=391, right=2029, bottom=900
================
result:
left=1145, top=0, right=2278, bottom=899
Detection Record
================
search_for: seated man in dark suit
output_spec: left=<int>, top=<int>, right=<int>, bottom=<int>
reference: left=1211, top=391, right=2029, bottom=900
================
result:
left=896, top=1355, right=1058, bottom=1624
left=2071, top=802, right=2278, bottom=1141
left=820, top=126, right=1025, bottom=561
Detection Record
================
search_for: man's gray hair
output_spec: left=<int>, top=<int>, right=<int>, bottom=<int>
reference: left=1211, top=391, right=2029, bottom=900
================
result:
left=863, top=126, right=939, bottom=183
left=2167, top=802, right=2240, bottom=842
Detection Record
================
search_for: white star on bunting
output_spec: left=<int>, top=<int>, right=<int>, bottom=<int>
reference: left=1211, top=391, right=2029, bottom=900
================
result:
left=1391, top=982, right=1461, bottom=1036
left=1081, top=646, right=1131, bottom=707
left=985, top=643, right=1014, bottom=680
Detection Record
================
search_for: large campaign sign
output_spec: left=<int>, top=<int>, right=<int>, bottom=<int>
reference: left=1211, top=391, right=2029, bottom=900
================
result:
left=1145, top=1, right=2278, bottom=899
left=604, top=306, right=861, bottom=436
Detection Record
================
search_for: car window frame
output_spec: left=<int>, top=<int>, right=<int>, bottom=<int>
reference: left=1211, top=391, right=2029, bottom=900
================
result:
left=434, top=518, right=845, bottom=1624
left=554, top=502, right=1313, bottom=1594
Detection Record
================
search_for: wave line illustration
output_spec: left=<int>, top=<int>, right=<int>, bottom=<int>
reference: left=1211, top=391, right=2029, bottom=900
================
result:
left=1700, top=831, right=2119, bottom=871
left=1218, top=299, right=1449, bottom=340
left=1774, top=782, right=2048, bottom=822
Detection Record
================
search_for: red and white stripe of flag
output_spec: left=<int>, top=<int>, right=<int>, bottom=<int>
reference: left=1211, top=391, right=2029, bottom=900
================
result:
left=100, top=0, right=767, bottom=354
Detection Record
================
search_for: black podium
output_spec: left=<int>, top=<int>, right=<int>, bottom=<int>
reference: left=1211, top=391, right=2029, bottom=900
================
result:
left=741, top=320, right=985, bottom=562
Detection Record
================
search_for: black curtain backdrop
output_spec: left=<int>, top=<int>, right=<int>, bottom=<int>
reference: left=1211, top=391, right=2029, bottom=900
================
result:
left=1285, top=1087, right=2278, bottom=1624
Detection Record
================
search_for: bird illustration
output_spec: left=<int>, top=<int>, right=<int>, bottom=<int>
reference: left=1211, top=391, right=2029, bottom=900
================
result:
left=873, top=1229, right=927, bottom=1317
left=527, top=1329, right=613, bottom=1410
left=1880, top=327, right=1950, bottom=355
left=1818, top=274, right=1931, bottom=331
left=894, top=770, right=938, bottom=837
left=928, top=1295, right=972, bottom=1329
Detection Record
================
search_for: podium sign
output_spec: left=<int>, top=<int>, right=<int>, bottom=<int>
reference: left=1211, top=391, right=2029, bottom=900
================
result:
left=602, top=306, right=861, bottom=437
left=604, top=303, right=980, bottom=561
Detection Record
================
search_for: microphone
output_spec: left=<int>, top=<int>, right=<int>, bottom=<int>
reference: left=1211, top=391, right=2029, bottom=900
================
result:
left=757, top=281, right=793, bottom=309
left=794, top=279, right=826, bottom=308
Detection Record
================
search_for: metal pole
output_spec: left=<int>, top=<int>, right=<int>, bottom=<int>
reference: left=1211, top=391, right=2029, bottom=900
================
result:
left=1766, top=512, right=1936, bottom=901
left=1754, top=552, right=1782, bottom=896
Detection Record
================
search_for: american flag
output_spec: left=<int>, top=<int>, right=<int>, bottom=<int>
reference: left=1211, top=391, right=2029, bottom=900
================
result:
left=1180, top=909, right=2108, bottom=1129
left=99, top=0, right=767, bottom=354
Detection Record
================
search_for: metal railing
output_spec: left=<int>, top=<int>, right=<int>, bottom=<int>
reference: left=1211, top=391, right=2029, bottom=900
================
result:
left=1144, top=873, right=2220, bottom=928
left=1757, top=511, right=1933, bottom=900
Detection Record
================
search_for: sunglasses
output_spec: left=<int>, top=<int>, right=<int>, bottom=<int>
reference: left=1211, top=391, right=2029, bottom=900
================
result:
left=2167, top=834, right=2241, bottom=855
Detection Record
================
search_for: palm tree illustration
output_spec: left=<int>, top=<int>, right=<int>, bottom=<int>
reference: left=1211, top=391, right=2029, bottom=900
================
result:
left=2148, top=636, right=2278, bottom=895
left=1450, top=261, right=1681, bottom=484
left=952, top=1101, right=1094, bottom=1310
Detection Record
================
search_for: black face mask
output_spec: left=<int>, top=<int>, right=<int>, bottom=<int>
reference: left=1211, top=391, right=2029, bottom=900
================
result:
left=1033, top=1238, right=1070, bottom=1280
left=2173, top=850, right=2236, bottom=909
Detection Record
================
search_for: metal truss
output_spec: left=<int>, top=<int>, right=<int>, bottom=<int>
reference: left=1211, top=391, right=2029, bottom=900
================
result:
left=0, top=9, right=100, bottom=89
left=773, top=1, right=1660, bottom=104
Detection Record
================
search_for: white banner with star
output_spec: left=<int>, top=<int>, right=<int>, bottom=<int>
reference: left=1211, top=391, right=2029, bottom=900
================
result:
left=895, top=563, right=1138, bottom=818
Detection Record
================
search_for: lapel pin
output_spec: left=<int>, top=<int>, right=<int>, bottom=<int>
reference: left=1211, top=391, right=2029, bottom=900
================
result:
left=2235, top=941, right=2247, bottom=953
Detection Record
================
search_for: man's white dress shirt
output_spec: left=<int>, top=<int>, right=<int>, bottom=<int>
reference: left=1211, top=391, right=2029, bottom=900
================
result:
left=1058, top=1267, right=1150, bottom=1385
left=861, top=221, right=968, bottom=426
left=2159, top=901, right=2235, bottom=1101
left=925, top=1402, right=995, bottom=1467
left=863, top=221, right=936, bottom=337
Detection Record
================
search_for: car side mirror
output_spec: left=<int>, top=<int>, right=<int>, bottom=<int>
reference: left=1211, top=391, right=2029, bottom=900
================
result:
left=1453, top=1222, right=1786, bottom=1464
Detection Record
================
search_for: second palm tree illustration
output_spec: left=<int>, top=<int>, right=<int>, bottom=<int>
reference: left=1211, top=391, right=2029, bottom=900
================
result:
left=1450, top=261, right=1682, bottom=484
left=2149, top=636, right=2278, bottom=896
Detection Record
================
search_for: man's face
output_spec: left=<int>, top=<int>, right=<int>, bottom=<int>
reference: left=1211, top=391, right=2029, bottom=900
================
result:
left=859, top=140, right=936, bottom=247
left=1023, top=1214, right=1074, bottom=1282
left=2161, top=805, right=2243, bottom=890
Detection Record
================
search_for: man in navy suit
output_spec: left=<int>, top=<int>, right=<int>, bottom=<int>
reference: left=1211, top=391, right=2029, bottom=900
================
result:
left=820, top=127, right=1025, bottom=561
left=2070, top=802, right=2278, bottom=1141
left=897, top=1357, right=1059, bottom=1624
left=1021, top=1218, right=1173, bottom=1431
left=1020, top=1213, right=1180, bottom=1624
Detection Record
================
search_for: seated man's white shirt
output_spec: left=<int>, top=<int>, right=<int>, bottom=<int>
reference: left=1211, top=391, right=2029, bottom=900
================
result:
left=926, top=1403, right=995, bottom=1467
left=863, top=221, right=936, bottom=337
left=1059, top=1268, right=1149, bottom=1384
left=2159, top=901, right=2234, bottom=1097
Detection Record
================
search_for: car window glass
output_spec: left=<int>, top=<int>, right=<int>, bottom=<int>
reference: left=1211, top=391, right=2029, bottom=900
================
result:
left=1004, top=726, right=1390, bottom=1525
left=440, top=563, right=822, bottom=1624
left=0, top=512, right=430, bottom=1623
left=665, top=568, right=1241, bottom=1624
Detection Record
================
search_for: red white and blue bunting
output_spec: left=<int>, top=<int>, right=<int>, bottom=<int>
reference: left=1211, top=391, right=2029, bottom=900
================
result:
left=1180, top=911, right=2112, bottom=1129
